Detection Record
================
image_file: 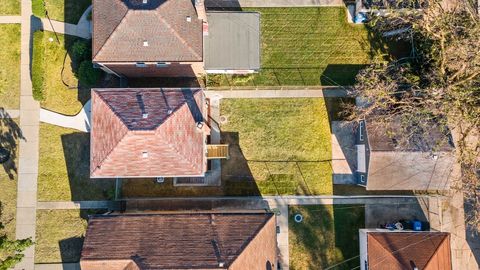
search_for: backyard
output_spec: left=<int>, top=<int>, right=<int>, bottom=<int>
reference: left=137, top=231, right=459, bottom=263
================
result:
left=32, top=0, right=91, bottom=24
left=289, top=204, right=365, bottom=270
left=207, top=7, right=380, bottom=87
left=0, top=0, right=20, bottom=15
left=35, top=209, right=103, bottom=263
left=220, top=98, right=332, bottom=195
left=122, top=98, right=333, bottom=198
left=0, top=24, right=21, bottom=109
left=32, top=30, right=92, bottom=115
left=37, top=123, right=114, bottom=201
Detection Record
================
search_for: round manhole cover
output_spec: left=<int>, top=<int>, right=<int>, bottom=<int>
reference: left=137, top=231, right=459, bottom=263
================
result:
left=294, top=214, right=303, bottom=223
left=219, top=115, right=228, bottom=124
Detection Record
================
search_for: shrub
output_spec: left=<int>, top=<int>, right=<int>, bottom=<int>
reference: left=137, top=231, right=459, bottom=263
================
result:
left=32, top=31, right=45, bottom=101
left=77, top=61, right=100, bottom=87
left=71, top=40, right=90, bottom=62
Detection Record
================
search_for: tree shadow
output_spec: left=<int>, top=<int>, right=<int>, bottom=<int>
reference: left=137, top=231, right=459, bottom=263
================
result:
left=61, top=132, right=115, bottom=201
left=464, top=197, right=480, bottom=266
left=289, top=204, right=365, bottom=269
left=63, top=0, right=92, bottom=25
left=0, top=109, right=24, bottom=180
left=321, top=64, right=367, bottom=86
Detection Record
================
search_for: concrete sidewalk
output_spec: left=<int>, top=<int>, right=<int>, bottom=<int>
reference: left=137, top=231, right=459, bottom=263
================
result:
left=204, top=88, right=348, bottom=99
left=205, top=0, right=344, bottom=8
left=0, top=16, right=22, bottom=24
left=15, top=0, right=40, bottom=269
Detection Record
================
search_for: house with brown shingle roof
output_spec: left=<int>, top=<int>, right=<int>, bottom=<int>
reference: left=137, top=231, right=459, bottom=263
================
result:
left=90, top=88, right=228, bottom=180
left=80, top=213, right=277, bottom=270
left=92, top=0, right=261, bottom=77
left=359, top=230, right=452, bottom=270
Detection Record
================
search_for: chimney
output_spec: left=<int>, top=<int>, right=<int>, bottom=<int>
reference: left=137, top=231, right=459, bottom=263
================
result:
left=194, top=0, right=207, bottom=22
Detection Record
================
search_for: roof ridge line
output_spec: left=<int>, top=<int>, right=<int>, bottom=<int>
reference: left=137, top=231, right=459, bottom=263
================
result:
left=91, top=94, right=130, bottom=176
left=369, top=233, right=444, bottom=269
left=154, top=10, right=202, bottom=60
left=156, top=94, right=204, bottom=173
left=423, top=234, right=449, bottom=269
left=95, top=90, right=137, bottom=129
left=93, top=8, right=130, bottom=61
left=227, top=214, right=274, bottom=267
left=368, top=234, right=404, bottom=268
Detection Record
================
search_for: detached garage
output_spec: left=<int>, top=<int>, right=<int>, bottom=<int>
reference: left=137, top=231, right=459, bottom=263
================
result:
left=204, top=12, right=261, bottom=74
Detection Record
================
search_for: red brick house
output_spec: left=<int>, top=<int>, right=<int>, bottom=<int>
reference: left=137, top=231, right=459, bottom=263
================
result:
left=80, top=213, right=278, bottom=270
left=92, top=0, right=261, bottom=77
left=92, top=0, right=205, bottom=78
left=90, top=88, right=212, bottom=178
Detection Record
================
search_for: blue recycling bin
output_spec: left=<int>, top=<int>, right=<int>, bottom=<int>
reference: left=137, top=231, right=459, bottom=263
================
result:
left=413, top=220, right=422, bottom=231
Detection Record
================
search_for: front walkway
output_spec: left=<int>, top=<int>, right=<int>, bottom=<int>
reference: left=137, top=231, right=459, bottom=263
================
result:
left=37, top=5, right=92, bottom=39
left=15, top=0, right=40, bottom=269
left=0, top=16, right=22, bottom=24
left=39, top=100, right=91, bottom=132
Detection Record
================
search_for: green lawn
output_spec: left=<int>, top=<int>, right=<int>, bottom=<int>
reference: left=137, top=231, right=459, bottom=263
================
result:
left=0, top=118, right=20, bottom=262
left=32, top=31, right=90, bottom=115
left=207, top=7, right=381, bottom=87
left=38, top=123, right=115, bottom=201
left=289, top=205, right=365, bottom=270
left=220, top=98, right=332, bottom=195
left=35, top=210, right=103, bottom=263
left=0, top=24, right=20, bottom=109
left=32, top=0, right=91, bottom=24
left=0, top=0, right=20, bottom=15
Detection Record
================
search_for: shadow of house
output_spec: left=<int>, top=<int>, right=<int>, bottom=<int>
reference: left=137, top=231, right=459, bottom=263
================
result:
left=59, top=236, right=85, bottom=263
left=61, top=132, right=114, bottom=201
left=0, top=109, right=24, bottom=180
left=220, top=132, right=261, bottom=196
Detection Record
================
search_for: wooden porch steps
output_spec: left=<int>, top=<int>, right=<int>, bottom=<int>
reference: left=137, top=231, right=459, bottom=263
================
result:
left=207, top=144, right=229, bottom=159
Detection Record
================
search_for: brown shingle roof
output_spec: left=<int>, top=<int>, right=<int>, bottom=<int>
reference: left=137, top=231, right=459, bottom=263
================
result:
left=92, top=0, right=203, bottom=62
left=367, top=232, right=451, bottom=270
left=80, top=213, right=276, bottom=269
left=90, top=88, right=207, bottom=178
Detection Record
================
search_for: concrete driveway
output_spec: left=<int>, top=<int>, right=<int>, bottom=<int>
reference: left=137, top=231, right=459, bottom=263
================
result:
left=331, top=121, right=356, bottom=184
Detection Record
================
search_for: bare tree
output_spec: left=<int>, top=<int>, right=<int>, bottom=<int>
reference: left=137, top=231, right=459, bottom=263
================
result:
left=350, top=0, right=480, bottom=228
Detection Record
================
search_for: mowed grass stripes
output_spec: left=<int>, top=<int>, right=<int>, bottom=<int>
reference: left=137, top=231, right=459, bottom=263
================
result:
left=207, top=7, right=376, bottom=87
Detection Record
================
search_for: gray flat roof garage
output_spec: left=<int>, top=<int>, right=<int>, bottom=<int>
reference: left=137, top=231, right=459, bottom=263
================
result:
left=204, top=12, right=261, bottom=71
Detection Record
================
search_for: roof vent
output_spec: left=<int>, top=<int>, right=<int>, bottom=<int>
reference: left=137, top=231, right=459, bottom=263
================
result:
left=167, top=109, right=173, bottom=115
left=186, top=16, right=192, bottom=22
left=142, top=151, right=149, bottom=158
left=143, top=40, right=149, bottom=47
left=142, top=0, right=148, bottom=3
left=142, top=113, right=148, bottom=119
left=218, top=262, right=225, bottom=267
left=196, top=122, right=204, bottom=129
